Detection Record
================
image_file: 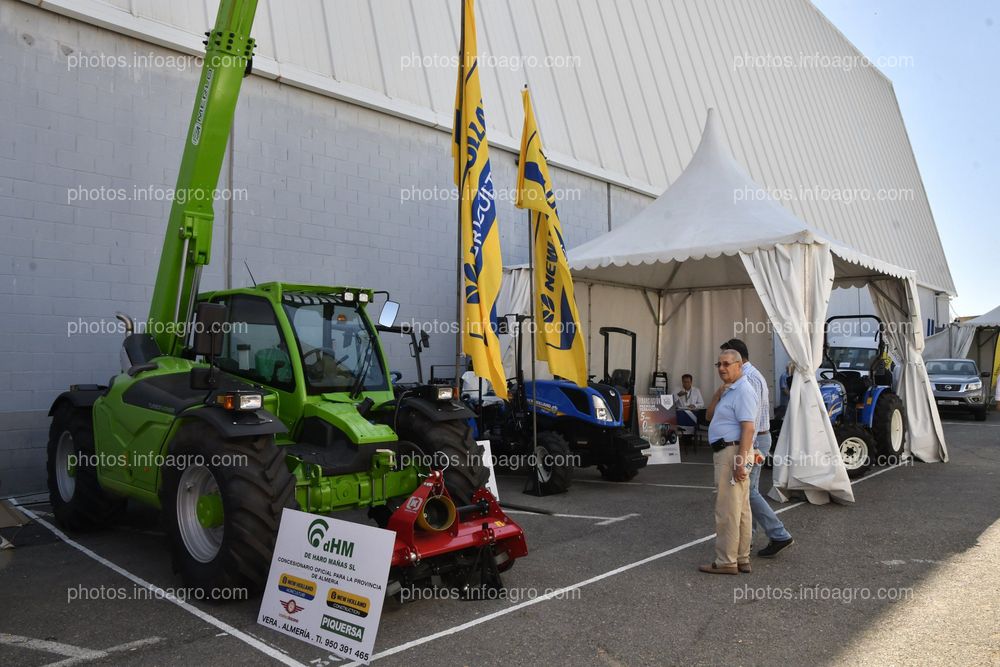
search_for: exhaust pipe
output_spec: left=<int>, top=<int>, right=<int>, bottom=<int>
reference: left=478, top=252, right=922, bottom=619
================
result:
left=415, top=495, right=457, bottom=532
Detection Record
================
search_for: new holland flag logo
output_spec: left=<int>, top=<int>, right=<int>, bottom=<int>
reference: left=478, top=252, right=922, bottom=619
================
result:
left=453, top=0, right=507, bottom=399
left=515, top=88, right=588, bottom=388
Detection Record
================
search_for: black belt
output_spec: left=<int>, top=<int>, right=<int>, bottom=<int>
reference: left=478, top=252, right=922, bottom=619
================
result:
left=710, top=439, right=738, bottom=453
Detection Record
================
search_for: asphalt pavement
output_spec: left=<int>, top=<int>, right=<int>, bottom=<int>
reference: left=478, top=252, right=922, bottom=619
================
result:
left=1, top=412, right=998, bottom=666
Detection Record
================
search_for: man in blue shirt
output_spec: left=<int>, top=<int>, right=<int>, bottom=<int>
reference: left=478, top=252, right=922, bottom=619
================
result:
left=722, top=339, right=794, bottom=559
left=699, top=349, right=757, bottom=575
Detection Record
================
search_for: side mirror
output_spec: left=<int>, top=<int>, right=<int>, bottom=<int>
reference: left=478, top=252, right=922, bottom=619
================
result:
left=982, top=371, right=991, bottom=379
left=192, top=302, right=226, bottom=357
left=420, top=331, right=430, bottom=349
left=378, top=300, right=399, bottom=328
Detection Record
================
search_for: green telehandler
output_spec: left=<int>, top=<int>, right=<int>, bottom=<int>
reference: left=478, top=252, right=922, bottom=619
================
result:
left=46, top=0, right=526, bottom=597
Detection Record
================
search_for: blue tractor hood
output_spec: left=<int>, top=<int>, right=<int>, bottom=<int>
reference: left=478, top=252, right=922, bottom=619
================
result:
left=523, top=378, right=624, bottom=428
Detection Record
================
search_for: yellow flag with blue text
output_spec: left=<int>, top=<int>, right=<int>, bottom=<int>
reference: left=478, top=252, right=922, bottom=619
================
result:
left=452, top=0, right=507, bottom=399
left=515, top=88, right=588, bottom=388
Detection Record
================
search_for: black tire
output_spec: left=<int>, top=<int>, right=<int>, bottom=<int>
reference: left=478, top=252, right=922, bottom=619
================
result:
left=973, top=406, right=987, bottom=422
left=872, top=392, right=906, bottom=460
left=161, top=421, right=296, bottom=597
left=835, top=424, right=874, bottom=479
left=598, top=462, right=639, bottom=482
left=397, top=411, right=488, bottom=506
left=531, top=430, right=573, bottom=494
left=47, top=403, right=123, bottom=530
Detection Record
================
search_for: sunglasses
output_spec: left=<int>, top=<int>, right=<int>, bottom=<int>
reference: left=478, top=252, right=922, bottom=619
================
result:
left=714, top=361, right=738, bottom=368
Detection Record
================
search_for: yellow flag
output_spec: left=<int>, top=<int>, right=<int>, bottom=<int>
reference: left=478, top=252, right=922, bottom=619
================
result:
left=515, top=88, right=588, bottom=388
left=452, top=0, right=507, bottom=399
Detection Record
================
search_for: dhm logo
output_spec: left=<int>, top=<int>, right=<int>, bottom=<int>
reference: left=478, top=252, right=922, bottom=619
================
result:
left=308, top=518, right=329, bottom=547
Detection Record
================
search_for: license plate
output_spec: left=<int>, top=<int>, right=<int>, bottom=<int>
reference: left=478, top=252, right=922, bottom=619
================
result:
left=938, top=400, right=960, bottom=406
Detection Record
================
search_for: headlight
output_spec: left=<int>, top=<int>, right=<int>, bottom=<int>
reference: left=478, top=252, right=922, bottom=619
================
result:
left=216, top=392, right=263, bottom=411
left=435, top=387, right=454, bottom=401
left=358, top=292, right=370, bottom=303
left=967, top=381, right=982, bottom=392
left=591, top=395, right=612, bottom=422
left=342, top=291, right=355, bottom=302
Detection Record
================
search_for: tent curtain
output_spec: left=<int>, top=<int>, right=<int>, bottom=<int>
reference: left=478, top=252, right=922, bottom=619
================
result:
left=741, top=242, right=854, bottom=504
left=922, top=325, right=976, bottom=360
left=657, top=288, right=772, bottom=406
left=868, top=277, right=948, bottom=462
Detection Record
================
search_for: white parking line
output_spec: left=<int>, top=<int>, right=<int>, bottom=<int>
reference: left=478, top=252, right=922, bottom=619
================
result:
left=350, top=462, right=908, bottom=665
left=9, top=501, right=307, bottom=667
left=574, top=479, right=715, bottom=490
left=942, top=421, right=1000, bottom=427
left=0, top=633, right=162, bottom=666
left=504, top=510, right=640, bottom=526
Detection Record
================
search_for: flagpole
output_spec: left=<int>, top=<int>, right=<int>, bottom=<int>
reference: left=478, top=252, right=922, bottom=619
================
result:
left=528, top=210, right=538, bottom=471
left=453, top=0, right=466, bottom=395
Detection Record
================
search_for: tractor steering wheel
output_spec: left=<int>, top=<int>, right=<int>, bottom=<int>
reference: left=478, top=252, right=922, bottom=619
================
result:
left=303, top=347, right=350, bottom=381
left=819, top=369, right=835, bottom=380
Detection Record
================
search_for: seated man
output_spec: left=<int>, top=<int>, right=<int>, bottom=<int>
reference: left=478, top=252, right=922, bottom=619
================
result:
left=675, top=373, right=706, bottom=431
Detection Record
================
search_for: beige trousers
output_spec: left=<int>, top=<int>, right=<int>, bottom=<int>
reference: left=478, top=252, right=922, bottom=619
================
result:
left=713, top=445, right=752, bottom=566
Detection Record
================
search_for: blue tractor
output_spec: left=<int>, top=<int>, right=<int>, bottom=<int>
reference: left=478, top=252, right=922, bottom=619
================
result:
left=466, top=318, right=650, bottom=494
left=818, top=315, right=906, bottom=478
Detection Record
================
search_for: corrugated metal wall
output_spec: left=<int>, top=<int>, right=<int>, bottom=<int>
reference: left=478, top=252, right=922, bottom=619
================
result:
left=24, top=0, right=954, bottom=294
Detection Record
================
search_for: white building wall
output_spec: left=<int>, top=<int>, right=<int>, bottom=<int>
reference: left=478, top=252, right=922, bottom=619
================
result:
left=20, top=0, right=955, bottom=295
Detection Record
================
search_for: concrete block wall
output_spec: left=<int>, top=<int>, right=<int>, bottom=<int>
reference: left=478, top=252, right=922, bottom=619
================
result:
left=0, top=2, right=651, bottom=496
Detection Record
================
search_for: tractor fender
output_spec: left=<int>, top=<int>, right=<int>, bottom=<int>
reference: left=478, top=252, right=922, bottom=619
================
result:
left=179, top=405, right=287, bottom=440
left=48, top=385, right=107, bottom=415
left=398, top=396, right=474, bottom=423
left=860, top=386, right=887, bottom=427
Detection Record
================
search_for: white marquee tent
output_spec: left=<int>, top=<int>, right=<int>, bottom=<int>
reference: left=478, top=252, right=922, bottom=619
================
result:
left=505, top=110, right=948, bottom=504
left=923, top=304, right=1000, bottom=393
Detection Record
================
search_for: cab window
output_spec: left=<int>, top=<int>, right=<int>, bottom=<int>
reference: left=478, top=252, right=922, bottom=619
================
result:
left=213, top=295, right=294, bottom=391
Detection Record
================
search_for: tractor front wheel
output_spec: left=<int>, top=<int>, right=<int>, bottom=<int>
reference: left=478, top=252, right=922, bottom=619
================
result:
left=531, top=430, right=573, bottom=494
left=835, top=424, right=874, bottom=479
left=47, top=404, right=123, bottom=531
left=161, top=422, right=296, bottom=597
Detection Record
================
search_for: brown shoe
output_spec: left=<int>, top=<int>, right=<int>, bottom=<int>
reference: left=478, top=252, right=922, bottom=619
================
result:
left=698, top=562, right=738, bottom=575
left=738, top=562, right=752, bottom=574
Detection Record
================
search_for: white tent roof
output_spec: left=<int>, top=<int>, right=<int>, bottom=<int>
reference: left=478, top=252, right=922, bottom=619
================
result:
left=959, top=304, right=1000, bottom=328
left=567, top=109, right=911, bottom=291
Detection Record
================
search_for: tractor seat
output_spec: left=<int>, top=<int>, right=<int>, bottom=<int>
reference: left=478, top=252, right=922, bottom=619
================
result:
left=835, top=371, right=871, bottom=404
left=255, top=347, right=293, bottom=384
left=610, top=368, right=632, bottom=393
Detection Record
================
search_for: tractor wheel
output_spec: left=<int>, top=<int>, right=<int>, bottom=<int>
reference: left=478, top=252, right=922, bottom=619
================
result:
left=47, top=403, right=123, bottom=531
left=835, top=424, right=874, bottom=479
left=397, top=411, right=488, bottom=506
left=161, top=422, right=296, bottom=597
left=531, top=430, right=573, bottom=494
left=598, top=461, right=639, bottom=482
left=872, top=392, right=906, bottom=461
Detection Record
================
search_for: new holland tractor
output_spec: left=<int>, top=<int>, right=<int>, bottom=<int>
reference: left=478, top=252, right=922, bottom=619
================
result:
left=818, top=315, right=907, bottom=478
left=46, top=0, right=526, bottom=598
left=467, top=317, right=649, bottom=494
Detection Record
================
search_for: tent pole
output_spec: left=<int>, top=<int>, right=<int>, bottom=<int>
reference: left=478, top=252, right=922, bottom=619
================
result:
left=654, top=291, right=662, bottom=371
